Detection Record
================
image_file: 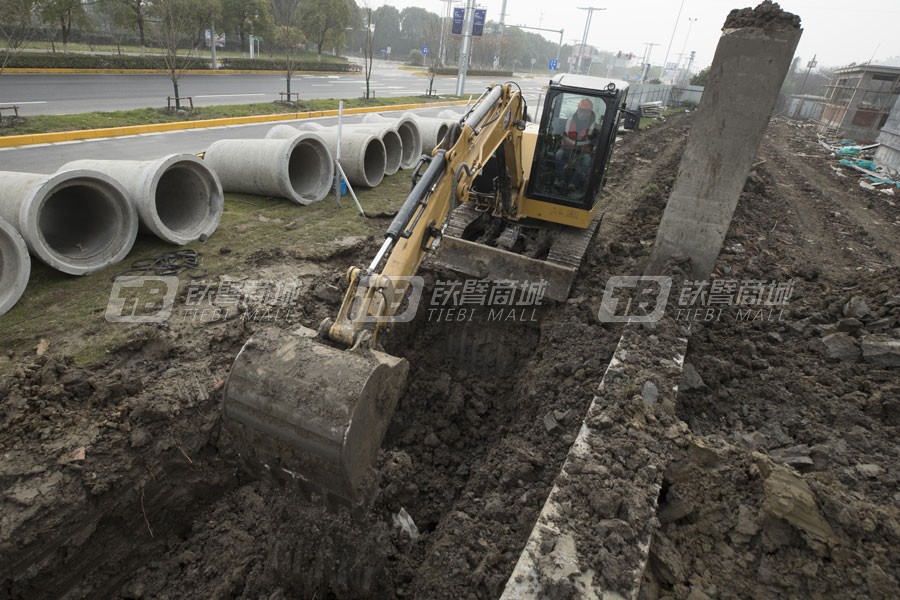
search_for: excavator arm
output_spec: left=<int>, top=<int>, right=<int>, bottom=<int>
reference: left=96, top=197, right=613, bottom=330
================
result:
left=325, top=83, right=528, bottom=348
left=222, top=83, right=531, bottom=506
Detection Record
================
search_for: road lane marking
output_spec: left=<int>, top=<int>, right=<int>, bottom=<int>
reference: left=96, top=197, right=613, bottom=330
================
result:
left=0, top=101, right=47, bottom=104
left=192, top=93, right=266, bottom=98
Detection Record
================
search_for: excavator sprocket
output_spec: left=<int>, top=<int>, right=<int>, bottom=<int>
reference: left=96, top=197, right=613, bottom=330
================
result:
left=222, top=325, right=409, bottom=505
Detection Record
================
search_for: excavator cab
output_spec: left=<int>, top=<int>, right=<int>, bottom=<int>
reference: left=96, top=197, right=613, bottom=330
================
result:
left=526, top=76, right=627, bottom=210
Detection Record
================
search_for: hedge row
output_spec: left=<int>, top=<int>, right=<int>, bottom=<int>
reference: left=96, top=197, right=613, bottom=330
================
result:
left=6, top=52, right=354, bottom=72
left=433, top=67, right=514, bottom=77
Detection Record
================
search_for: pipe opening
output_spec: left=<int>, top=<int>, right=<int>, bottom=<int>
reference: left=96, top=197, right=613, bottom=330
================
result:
left=381, top=131, right=402, bottom=175
left=288, top=139, right=330, bottom=197
left=38, top=183, right=121, bottom=259
left=396, top=123, right=417, bottom=166
left=363, top=141, right=386, bottom=187
left=155, top=164, right=212, bottom=234
left=436, top=124, right=449, bottom=149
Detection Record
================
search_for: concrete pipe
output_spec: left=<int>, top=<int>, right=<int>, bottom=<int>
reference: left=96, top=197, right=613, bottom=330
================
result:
left=339, top=125, right=403, bottom=176
left=59, top=155, right=223, bottom=245
left=203, top=134, right=333, bottom=205
left=402, top=112, right=455, bottom=154
left=269, top=124, right=387, bottom=188
left=360, top=114, right=423, bottom=169
left=0, top=170, right=137, bottom=275
left=0, top=216, right=30, bottom=316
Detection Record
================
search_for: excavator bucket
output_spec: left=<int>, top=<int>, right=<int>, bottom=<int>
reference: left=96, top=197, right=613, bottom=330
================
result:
left=222, top=326, right=409, bottom=505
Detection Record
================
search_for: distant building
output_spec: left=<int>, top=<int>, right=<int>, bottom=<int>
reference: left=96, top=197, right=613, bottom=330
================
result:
left=817, top=64, right=900, bottom=142
left=875, top=94, right=900, bottom=174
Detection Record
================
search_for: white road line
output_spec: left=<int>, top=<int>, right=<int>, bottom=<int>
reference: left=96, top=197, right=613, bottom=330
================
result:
left=0, top=101, right=48, bottom=105
left=192, top=93, right=266, bottom=98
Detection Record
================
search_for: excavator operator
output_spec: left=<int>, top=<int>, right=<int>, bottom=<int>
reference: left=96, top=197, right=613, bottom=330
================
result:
left=554, top=97, right=600, bottom=193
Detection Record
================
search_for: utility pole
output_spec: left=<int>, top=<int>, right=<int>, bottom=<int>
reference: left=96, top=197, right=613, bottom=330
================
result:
left=798, top=54, right=817, bottom=95
left=438, top=0, right=456, bottom=66
left=678, top=17, right=697, bottom=83
left=455, top=0, right=476, bottom=96
left=515, top=24, right=565, bottom=75
left=641, top=42, right=659, bottom=82
left=575, top=7, right=605, bottom=76
left=661, top=0, right=686, bottom=83
left=210, top=14, right=217, bottom=70
left=494, top=0, right=509, bottom=69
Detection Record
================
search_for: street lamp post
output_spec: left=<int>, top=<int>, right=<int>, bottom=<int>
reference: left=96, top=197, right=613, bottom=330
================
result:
left=677, top=17, right=697, bottom=84
left=661, top=0, right=686, bottom=83
left=575, top=7, right=605, bottom=76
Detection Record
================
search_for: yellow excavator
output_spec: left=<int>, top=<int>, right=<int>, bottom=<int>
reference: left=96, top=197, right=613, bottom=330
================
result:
left=222, top=74, right=634, bottom=505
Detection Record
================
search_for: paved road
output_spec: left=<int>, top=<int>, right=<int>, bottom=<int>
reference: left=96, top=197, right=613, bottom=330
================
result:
left=0, top=61, right=549, bottom=115
left=0, top=106, right=468, bottom=173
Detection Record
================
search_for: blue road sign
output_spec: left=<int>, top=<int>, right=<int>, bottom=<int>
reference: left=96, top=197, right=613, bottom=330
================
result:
left=548, top=59, right=558, bottom=70
left=422, top=45, right=429, bottom=55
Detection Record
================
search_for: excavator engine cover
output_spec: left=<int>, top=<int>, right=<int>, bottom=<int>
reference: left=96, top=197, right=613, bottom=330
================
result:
left=222, top=326, right=409, bottom=504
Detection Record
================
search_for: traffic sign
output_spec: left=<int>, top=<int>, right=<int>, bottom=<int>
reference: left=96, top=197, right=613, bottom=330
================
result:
left=549, top=59, right=558, bottom=70
left=422, top=45, right=429, bottom=55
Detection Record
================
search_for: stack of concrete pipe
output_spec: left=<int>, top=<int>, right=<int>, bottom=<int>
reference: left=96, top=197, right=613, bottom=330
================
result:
left=59, top=154, right=224, bottom=245
left=401, top=112, right=459, bottom=154
left=0, top=169, right=138, bottom=276
left=294, top=121, right=404, bottom=177
left=0, top=216, right=30, bottom=316
left=268, top=123, right=388, bottom=188
left=360, top=113, right=424, bottom=169
left=204, top=133, right=334, bottom=204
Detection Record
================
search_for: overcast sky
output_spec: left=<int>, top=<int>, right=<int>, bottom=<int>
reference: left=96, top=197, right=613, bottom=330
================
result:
left=373, top=0, right=900, bottom=72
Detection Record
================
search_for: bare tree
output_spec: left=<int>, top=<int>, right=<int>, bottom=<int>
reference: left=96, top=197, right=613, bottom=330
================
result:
left=0, top=0, right=35, bottom=76
left=362, top=6, right=374, bottom=99
left=152, top=0, right=217, bottom=109
left=271, top=0, right=303, bottom=100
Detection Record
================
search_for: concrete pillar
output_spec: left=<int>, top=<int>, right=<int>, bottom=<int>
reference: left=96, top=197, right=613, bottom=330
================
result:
left=0, top=216, right=30, bottom=315
left=648, top=2, right=802, bottom=279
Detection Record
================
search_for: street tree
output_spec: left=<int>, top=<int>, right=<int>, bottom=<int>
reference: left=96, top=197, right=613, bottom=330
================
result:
left=371, top=4, right=398, bottom=59
left=271, top=0, right=304, bottom=99
left=1, top=0, right=36, bottom=76
left=151, top=0, right=220, bottom=109
left=39, top=0, right=91, bottom=52
left=299, top=0, right=350, bottom=56
left=362, top=5, right=374, bottom=98
left=221, top=0, right=271, bottom=53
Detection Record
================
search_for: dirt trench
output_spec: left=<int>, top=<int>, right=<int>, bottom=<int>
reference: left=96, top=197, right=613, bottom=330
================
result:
left=1, top=112, right=690, bottom=599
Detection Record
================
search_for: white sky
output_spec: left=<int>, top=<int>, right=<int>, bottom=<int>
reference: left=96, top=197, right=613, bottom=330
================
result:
left=374, top=0, right=900, bottom=72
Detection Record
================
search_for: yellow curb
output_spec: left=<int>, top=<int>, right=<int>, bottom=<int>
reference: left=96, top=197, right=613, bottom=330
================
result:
left=0, top=100, right=469, bottom=148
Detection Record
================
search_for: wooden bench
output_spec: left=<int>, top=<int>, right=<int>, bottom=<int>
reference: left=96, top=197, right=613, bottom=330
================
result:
left=0, top=105, right=20, bottom=118
left=166, top=96, right=193, bottom=110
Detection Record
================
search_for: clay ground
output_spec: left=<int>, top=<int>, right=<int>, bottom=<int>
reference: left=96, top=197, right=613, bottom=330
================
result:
left=1, top=113, right=898, bottom=599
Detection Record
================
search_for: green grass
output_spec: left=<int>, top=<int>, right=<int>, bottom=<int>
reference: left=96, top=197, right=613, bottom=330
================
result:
left=0, top=173, right=411, bottom=374
left=0, top=95, right=462, bottom=137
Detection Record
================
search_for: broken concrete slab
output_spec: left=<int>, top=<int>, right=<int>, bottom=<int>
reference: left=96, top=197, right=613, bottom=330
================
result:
left=860, top=335, right=900, bottom=366
left=821, top=332, right=861, bottom=362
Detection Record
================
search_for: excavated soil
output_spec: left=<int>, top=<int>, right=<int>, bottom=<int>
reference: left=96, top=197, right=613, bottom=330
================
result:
left=2, top=113, right=898, bottom=599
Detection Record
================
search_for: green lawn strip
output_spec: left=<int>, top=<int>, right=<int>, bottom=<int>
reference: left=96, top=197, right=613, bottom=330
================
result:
left=0, top=173, right=409, bottom=374
left=0, top=96, right=462, bottom=137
